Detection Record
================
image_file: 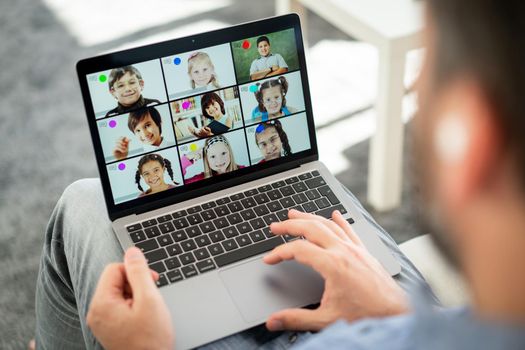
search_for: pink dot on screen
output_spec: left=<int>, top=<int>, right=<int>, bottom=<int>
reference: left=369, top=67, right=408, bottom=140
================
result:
left=182, top=101, right=190, bottom=109
left=118, top=163, right=126, bottom=171
left=108, top=120, right=117, bottom=128
left=242, top=40, right=251, bottom=49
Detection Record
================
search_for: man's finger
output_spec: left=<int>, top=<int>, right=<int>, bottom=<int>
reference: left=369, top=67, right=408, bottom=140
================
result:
left=266, top=308, right=326, bottom=332
left=270, top=219, right=340, bottom=248
left=263, top=239, right=332, bottom=278
left=92, top=263, right=127, bottom=303
left=288, top=209, right=349, bottom=242
left=124, top=270, right=159, bottom=297
left=124, top=247, right=159, bottom=301
left=87, top=263, right=129, bottom=332
left=332, top=210, right=364, bottom=246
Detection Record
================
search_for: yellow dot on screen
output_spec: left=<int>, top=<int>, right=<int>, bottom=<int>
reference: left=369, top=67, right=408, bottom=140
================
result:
left=190, top=143, right=197, bottom=152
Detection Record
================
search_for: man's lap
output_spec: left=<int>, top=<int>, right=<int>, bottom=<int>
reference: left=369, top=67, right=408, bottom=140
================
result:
left=35, top=178, right=435, bottom=349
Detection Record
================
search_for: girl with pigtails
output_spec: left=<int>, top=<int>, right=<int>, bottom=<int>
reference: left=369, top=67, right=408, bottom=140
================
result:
left=135, top=153, right=179, bottom=197
left=251, top=76, right=298, bottom=121
left=254, top=119, right=292, bottom=163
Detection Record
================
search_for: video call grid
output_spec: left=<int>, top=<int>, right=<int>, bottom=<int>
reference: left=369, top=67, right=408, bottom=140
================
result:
left=87, top=28, right=308, bottom=203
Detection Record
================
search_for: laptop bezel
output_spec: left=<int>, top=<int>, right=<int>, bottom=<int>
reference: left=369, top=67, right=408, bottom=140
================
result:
left=76, top=14, right=318, bottom=221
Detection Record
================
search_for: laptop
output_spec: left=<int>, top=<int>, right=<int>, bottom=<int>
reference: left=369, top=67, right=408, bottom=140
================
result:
left=76, top=14, right=401, bottom=349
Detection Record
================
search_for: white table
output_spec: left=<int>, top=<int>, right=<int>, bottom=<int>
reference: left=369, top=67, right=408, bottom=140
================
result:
left=277, top=0, right=424, bottom=211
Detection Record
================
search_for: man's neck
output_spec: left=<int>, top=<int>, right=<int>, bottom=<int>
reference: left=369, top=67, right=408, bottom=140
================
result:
left=460, top=193, right=525, bottom=323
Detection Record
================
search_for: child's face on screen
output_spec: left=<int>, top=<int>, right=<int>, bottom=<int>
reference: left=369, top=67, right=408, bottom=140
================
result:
left=133, top=113, right=162, bottom=146
left=207, top=142, right=231, bottom=174
left=141, top=160, right=166, bottom=190
left=190, top=60, right=214, bottom=87
left=256, top=127, right=282, bottom=160
left=205, top=100, right=223, bottom=119
left=257, top=41, right=271, bottom=57
left=261, top=86, right=283, bottom=115
left=110, top=72, right=144, bottom=107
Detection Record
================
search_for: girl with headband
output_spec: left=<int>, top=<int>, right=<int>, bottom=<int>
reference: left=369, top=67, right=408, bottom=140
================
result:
left=181, top=135, right=244, bottom=184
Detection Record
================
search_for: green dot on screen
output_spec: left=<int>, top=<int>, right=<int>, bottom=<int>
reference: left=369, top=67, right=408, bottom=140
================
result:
left=99, top=74, right=107, bottom=83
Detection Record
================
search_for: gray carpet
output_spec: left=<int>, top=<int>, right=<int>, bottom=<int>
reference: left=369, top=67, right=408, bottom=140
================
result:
left=0, top=0, right=421, bottom=348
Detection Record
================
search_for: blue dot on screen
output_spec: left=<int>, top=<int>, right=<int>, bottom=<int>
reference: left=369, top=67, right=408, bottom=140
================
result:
left=174, top=57, right=181, bottom=65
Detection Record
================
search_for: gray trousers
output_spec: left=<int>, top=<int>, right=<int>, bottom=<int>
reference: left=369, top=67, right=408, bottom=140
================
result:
left=35, top=179, right=435, bottom=349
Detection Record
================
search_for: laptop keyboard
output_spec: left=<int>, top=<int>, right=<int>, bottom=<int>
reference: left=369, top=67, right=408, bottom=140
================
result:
left=125, top=171, right=355, bottom=288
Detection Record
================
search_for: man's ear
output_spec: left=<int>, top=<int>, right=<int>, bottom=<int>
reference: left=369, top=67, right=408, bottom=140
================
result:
left=139, top=79, right=145, bottom=90
left=434, top=80, right=503, bottom=210
left=434, top=114, right=468, bottom=166
left=109, top=88, right=117, bottom=100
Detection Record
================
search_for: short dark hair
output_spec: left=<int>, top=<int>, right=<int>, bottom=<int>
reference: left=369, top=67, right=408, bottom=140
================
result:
left=128, top=107, right=162, bottom=134
left=427, top=0, right=525, bottom=187
left=201, top=92, right=225, bottom=119
left=256, top=36, right=270, bottom=46
left=108, top=65, right=142, bottom=90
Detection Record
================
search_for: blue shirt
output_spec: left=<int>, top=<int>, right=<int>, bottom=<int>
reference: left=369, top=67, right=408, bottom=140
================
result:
left=297, top=308, right=525, bottom=350
left=252, top=106, right=291, bottom=121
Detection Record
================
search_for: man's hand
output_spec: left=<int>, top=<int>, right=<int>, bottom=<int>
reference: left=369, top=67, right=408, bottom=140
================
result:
left=112, top=137, right=130, bottom=160
left=264, top=210, right=409, bottom=332
left=87, top=247, right=174, bottom=350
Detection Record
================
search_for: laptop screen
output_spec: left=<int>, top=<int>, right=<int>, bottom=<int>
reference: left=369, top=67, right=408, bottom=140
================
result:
left=78, top=15, right=317, bottom=215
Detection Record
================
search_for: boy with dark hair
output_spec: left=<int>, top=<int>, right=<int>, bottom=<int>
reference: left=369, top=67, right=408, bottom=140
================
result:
left=105, top=65, right=160, bottom=117
left=112, top=107, right=164, bottom=160
left=249, top=35, right=289, bottom=80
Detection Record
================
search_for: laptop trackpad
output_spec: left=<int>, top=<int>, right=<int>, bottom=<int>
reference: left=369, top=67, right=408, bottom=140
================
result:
left=219, top=257, right=324, bottom=323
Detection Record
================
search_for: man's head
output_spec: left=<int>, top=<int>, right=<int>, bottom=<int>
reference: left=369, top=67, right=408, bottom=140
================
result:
left=108, top=66, right=144, bottom=107
left=415, top=0, right=525, bottom=269
left=256, top=36, right=271, bottom=57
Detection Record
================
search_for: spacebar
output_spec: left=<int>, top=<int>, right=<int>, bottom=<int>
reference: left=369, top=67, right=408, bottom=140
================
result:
left=214, top=236, right=285, bottom=267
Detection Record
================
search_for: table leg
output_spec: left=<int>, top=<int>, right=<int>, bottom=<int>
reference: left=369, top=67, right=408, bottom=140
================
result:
left=275, top=0, right=291, bottom=15
left=275, top=0, right=309, bottom=45
left=367, top=44, right=406, bottom=211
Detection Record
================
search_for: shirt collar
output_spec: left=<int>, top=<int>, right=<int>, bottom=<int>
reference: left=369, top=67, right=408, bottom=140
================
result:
left=259, top=53, right=274, bottom=59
